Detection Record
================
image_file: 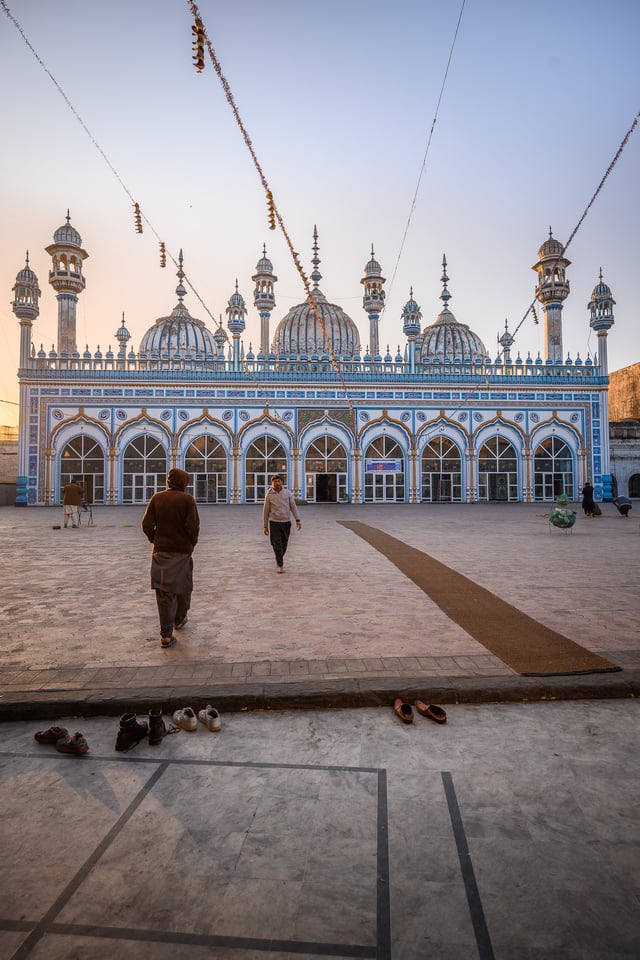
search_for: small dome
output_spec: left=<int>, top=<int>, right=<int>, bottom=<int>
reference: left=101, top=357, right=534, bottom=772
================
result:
left=364, top=248, right=383, bottom=278
left=53, top=212, right=82, bottom=247
left=590, top=269, right=613, bottom=302
left=15, top=254, right=38, bottom=285
left=537, top=228, right=564, bottom=261
left=255, top=252, right=274, bottom=275
left=272, top=289, right=361, bottom=358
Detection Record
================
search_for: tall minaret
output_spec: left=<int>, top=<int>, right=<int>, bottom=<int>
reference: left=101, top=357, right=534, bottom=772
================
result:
left=45, top=212, right=88, bottom=356
left=252, top=245, right=277, bottom=356
left=588, top=269, right=616, bottom=501
left=361, top=246, right=385, bottom=360
left=12, top=252, right=41, bottom=367
left=225, top=280, right=247, bottom=371
left=532, top=228, right=570, bottom=363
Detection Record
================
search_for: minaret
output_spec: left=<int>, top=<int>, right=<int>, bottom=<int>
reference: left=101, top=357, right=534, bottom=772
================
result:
left=401, top=287, right=422, bottom=374
left=361, top=245, right=385, bottom=360
left=588, top=268, right=615, bottom=375
left=497, top=319, right=515, bottom=363
left=226, top=280, right=247, bottom=371
left=115, top=313, right=131, bottom=363
left=12, top=252, right=42, bottom=507
left=45, top=212, right=89, bottom=357
left=12, top=252, right=41, bottom=367
left=532, top=228, right=570, bottom=363
left=252, top=244, right=277, bottom=356
left=588, top=269, right=616, bottom=502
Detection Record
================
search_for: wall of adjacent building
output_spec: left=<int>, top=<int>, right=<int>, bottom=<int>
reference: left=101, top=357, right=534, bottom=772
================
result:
left=609, top=362, right=640, bottom=420
left=0, top=425, right=18, bottom=505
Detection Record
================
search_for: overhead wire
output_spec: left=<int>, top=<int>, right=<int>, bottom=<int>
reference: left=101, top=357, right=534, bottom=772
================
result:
left=382, top=0, right=467, bottom=317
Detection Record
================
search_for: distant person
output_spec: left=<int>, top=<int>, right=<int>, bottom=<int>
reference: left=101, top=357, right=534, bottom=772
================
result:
left=263, top=474, right=301, bottom=573
left=581, top=481, right=595, bottom=518
left=62, top=479, right=84, bottom=528
left=141, top=468, right=200, bottom=649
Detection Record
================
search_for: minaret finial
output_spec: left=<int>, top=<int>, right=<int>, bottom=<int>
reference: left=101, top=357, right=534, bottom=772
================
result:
left=66, top=209, right=71, bottom=225
left=440, top=254, right=451, bottom=306
left=311, top=225, right=322, bottom=289
left=176, top=250, right=186, bottom=303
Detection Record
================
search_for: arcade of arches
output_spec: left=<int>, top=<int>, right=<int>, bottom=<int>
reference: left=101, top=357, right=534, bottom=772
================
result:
left=58, top=430, right=583, bottom=505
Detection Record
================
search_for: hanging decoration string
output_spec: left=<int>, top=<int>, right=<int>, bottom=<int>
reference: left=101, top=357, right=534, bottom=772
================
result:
left=0, top=0, right=224, bottom=333
left=186, top=0, right=356, bottom=422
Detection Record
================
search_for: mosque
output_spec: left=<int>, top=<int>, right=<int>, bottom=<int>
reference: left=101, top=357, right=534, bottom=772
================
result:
left=11, top=214, right=616, bottom=507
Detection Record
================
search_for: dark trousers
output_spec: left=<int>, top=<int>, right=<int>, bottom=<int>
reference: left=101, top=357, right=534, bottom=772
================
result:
left=155, top=590, right=190, bottom=639
left=269, top=520, right=291, bottom=567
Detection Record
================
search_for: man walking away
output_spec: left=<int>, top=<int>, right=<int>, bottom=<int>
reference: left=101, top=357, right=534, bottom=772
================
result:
left=62, top=479, right=84, bottom=528
left=263, top=474, right=301, bottom=573
left=142, top=468, right=200, bottom=649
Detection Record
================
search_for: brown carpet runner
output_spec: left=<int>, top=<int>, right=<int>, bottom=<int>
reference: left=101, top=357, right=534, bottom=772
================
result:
left=340, top=521, right=619, bottom=677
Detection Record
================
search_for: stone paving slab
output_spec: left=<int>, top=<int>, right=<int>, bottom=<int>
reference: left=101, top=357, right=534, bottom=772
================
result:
left=0, top=502, right=638, bottom=719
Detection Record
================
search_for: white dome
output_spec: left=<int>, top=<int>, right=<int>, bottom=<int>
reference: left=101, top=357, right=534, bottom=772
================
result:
left=139, top=303, right=216, bottom=357
left=272, top=289, right=361, bottom=357
left=421, top=306, right=487, bottom=361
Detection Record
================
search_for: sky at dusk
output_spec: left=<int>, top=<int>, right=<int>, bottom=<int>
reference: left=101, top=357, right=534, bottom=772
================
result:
left=1, top=0, right=638, bottom=427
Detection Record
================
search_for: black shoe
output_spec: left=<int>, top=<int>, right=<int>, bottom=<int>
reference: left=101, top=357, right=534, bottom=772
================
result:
left=148, top=708, right=166, bottom=746
left=115, top=713, right=149, bottom=752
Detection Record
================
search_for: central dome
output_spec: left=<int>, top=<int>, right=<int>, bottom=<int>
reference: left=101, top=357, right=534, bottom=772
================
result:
left=138, top=253, right=216, bottom=359
left=419, top=256, right=487, bottom=362
left=271, top=227, right=361, bottom=358
left=272, top=288, right=361, bottom=358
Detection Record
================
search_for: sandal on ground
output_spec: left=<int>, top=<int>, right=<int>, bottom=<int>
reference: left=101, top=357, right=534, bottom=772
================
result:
left=161, top=636, right=177, bottom=649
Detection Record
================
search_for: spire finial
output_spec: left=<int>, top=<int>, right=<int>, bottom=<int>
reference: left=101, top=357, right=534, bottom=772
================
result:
left=66, top=209, right=71, bottom=225
left=440, top=254, right=451, bottom=306
left=263, top=242, right=267, bottom=258
left=548, top=225, right=553, bottom=238
left=25, top=250, right=30, bottom=266
left=311, top=225, right=322, bottom=289
left=175, top=250, right=186, bottom=303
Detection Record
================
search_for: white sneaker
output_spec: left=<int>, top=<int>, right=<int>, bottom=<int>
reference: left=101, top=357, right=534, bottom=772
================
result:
left=172, top=707, right=197, bottom=732
left=198, top=705, right=221, bottom=732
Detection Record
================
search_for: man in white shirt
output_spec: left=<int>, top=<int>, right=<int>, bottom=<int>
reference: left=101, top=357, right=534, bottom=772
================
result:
left=262, top=474, right=301, bottom=573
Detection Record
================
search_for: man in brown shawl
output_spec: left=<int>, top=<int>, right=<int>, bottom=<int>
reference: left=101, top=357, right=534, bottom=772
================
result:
left=141, top=468, right=200, bottom=649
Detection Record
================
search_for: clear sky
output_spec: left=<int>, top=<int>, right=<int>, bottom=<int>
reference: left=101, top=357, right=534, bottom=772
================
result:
left=1, top=0, right=638, bottom=427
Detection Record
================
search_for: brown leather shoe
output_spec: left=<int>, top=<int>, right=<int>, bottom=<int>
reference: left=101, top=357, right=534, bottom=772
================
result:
left=393, top=698, right=414, bottom=723
left=415, top=700, right=447, bottom=723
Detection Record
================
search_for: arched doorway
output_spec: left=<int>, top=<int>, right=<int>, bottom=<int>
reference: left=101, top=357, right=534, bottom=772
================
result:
left=629, top=474, right=640, bottom=498
left=304, top=436, right=348, bottom=502
left=122, top=434, right=168, bottom=503
left=421, top=436, right=462, bottom=502
left=184, top=435, right=228, bottom=503
left=477, top=436, right=518, bottom=501
left=60, top=434, right=105, bottom=504
left=245, top=436, right=288, bottom=503
left=364, top=436, right=405, bottom=502
left=533, top=437, right=574, bottom=500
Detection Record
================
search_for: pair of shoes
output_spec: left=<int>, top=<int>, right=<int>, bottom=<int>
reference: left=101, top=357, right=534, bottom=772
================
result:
left=174, top=615, right=188, bottom=630
left=415, top=700, right=447, bottom=724
left=393, top=699, right=448, bottom=724
left=115, top=713, right=149, bottom=752
left=173, top=707, right=198, bottom=731
left=161, top=635, right=177, bottom=649
left=56, top=732, right=90, bottom=754
left=34, top=724, right=69, bottom=744
left=198, top=705, right=221, bottom=732
left=393, top=699, right=414, bottom=724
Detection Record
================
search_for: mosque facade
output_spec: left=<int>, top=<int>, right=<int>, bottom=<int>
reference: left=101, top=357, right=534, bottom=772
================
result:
left=12, top=215, right=616, bottom=508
